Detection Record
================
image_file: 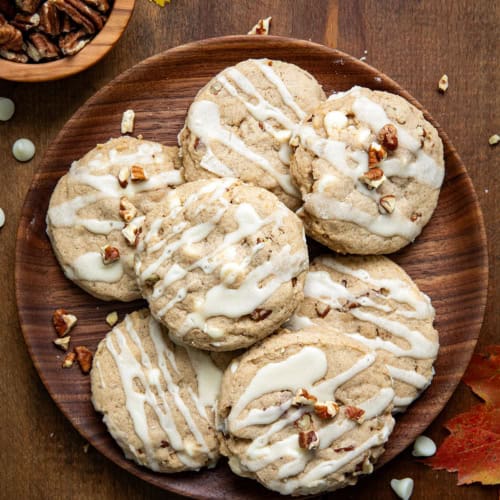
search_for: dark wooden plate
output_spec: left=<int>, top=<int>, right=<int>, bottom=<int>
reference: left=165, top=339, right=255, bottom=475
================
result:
left=15, top=36, right=488, bottom=499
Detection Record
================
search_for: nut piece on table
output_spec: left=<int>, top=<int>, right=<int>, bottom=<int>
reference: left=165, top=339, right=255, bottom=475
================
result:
left=62, top=351, right=76, bottom=368
left=105, top=311, right=118, bottom=327
left=298, top=430, right=319, bottom=450
left=377, top=124, right=398, bottom=151
left=130, top=165, right=148, bottom=182
left=314, top=401, right=339, bottom=419
left=74, top=345, right=93, bottom=374
left=53, top=335, right=71, bottom=351
left=378, top=194, right=396, bottom=214
left=101, top=244, right=120, bottom=264
left=438, top=74, right=449, bottom=93
left=292, top=388, right=318, bottom=407
left=52, top=308, right=78, bottom=337
left=119, top=197, right=137, bottom=222
left=121, top=109, right=135, bottom=134
left=248, top=16, right=272, bottom=35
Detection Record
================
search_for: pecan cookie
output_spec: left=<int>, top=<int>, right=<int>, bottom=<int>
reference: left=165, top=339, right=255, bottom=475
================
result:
left=91, top=309, right=222, bottom=472
left=46, top=136, right=184, bottom=301
left=218, top=326, right=395, bottom=495
left=134, top=178, right=309, bottom=351
left=290, top=86, right=445, bottom=254
left=179, top=58, right=326, bottom=210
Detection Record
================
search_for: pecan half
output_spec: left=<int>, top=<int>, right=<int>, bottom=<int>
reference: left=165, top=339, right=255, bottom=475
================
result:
left=50, top=0, right=97, bottom=34
left=16, top=0, right=42, bottom=15
left=298, top=430, right=319, bottom=450
left=28, top=31, right=58, bottom=58
left=74, top=345, right=93, bottom=374
left=58, top=28, right=90, bottom=55
left=0, top=47, right=28, bottom=62
left=38, top=1, right=61, bottom=35
left=11, top=12, right=40, bottom=31
left=82, top=0, right=109, bottom=12
left=0, top=23, right=23, bottom=50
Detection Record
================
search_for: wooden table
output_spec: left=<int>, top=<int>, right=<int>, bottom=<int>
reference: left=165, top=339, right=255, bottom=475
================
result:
left=0, top=1, right=498, bottom=498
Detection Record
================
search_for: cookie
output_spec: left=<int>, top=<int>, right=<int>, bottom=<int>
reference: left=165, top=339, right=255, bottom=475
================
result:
left=179, top=58, right=326, bottom=210
left=46, top=137, right=184, bottom=301
left=91, top=309, right=222, bottom=472
left=290, top=86, right=445, bottom=254
left=218, top=326, right=395, bottom=495
left=134, top=178, right=309, bottom=351
left=291, top=254, right=439, bottom=412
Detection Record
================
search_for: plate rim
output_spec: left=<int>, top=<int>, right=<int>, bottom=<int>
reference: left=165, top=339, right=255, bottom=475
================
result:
left=15, top=34, right=489, bottom=498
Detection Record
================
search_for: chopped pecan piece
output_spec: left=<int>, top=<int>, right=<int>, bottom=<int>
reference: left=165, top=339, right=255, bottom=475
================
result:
left=130, top=165, right=148, bottom=181
left=292, top=388, right=317, bottom=407
left=122, top=222, right=140, bottom=246
left=314, top=401, right=339, bottom=419
left=250, top=308, right=272, bottom=321
left=248, top=16, right=271, bottom=35
left=0, top=23, right=23, bottom=50
left=38, top=1, right=61, bottom=35
left=295, top=413, right=313, bottom=431
left=377, top=124, right=398, bottom=151
left=378, top=194, right=396, bottom=214
left=344, top=405, right=366, bottom=423
left=410, top=211, right=422, bottom=222
left=359, top=167, right=385, bottom=189
left=368, top=142, right=387, bottom=168
left=315, top=303, right=331, bottom=318
left=53, top=335, right=71, bottom=351
left=52, top=309, right=78, bottom=337
left=101, top=244, right=120, bottom=264
left=119, top=196, right=137, bottom=222
left=117, top=166, right=129, bottom=187
left=62, top=351, right=76, bottom=368
left=334, top=445, right=355, bottom=453
left=74, top=345, right=93, bottom=374
left=298, top=430, right=319, bottom=450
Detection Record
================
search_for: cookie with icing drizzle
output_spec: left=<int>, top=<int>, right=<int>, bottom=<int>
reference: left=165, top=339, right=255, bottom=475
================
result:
left=218, top=326, right=395, bottom=495
left=134, top=178, right=309, bottom=351
left=46, top=137, right=184, bottom=301
left=91, top=309, right=223, bottom=472
left=288, top=254, right=439, bottom=412
left=290, top=86, right=445, bottom=254
left=179, top=58, right=326, bottom=210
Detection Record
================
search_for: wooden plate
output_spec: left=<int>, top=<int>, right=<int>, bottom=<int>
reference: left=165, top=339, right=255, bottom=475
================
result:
left=15, top=36, right=488, bottom=499
left=0, top=0, right=135, bottom=83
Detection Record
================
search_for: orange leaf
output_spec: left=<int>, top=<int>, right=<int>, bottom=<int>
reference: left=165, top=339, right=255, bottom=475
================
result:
left=424, top=405, right=500, bottom=485
left=463, top=346, right=500, bottom=405
left=424, top=346, right=500, bottom=485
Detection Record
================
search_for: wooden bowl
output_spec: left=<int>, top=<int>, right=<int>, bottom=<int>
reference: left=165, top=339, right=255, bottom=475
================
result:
left=0, top=0, right=135, bottom=83
left=15, top=36, right=488, bottom=498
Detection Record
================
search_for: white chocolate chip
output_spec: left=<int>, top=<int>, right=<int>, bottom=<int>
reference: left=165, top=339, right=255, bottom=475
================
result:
left=0, top=208, right=4, bottom=228
left=488, top=134, right=499, bottom=146
left=0, top=97, right=15, bottom=121
left=121, top=109, right=135, bottom=134
left=324, top=111, right=348, bottom=135
left=412, top=435, right=437, bottom=457
left=390, top=478, right=414, bottom=500
left=12, top=138, right=35, bottom=162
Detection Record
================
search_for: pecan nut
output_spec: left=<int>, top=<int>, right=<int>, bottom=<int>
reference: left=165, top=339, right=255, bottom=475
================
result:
left=298, top=430, right=319, bottom=450
left=38, top=1, right=61, bottom=35
left=28, top=31, right=59, bottom=58
left=58, top=28, right=90, bottom=55
left=0, top=22, right=23, bottom=50
left=377, top=124, right=398, bottom=151
left=52, top=308, right=78, bottom=337
left=74, top=345, right=93, bottom=374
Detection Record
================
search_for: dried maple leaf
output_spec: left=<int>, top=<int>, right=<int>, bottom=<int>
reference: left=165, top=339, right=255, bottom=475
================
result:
left=424, top=345, right=500, bottom=485
left=462, top=345, right=500, bottom=405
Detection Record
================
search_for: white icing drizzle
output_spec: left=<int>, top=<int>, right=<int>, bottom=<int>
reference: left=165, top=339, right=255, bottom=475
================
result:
left=67, top=252, right=124, bottom=282
left=283, top=314, right=315, bottom=330
left=104, top=315, right=222, bottom=470
left=187, top=59, right=312, bottom=198
left=227, top=346, right=394, bottom=493
left=138, top=179, right=307, bottom=338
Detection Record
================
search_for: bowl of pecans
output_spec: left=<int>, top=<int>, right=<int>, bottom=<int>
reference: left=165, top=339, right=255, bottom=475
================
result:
left=0, top=0, right=135, bottom=82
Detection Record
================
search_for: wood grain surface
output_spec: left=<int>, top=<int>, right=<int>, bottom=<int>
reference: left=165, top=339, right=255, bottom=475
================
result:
left=0, top=0, right=136, bottom=83
left=1, top=1, right=498, bottom=499
left=14, top=35, right=488, bottom=498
